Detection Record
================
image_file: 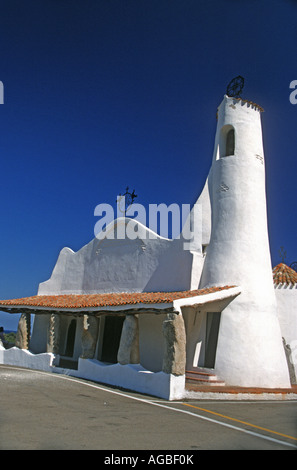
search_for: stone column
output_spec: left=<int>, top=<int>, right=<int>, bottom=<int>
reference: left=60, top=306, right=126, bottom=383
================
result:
left=47, top=313, right=60, bottom=354
left=282, top=337, right=297, bottom=385
left=117, top=315, right=140, bottom=365
left=81, top=315, right=99, bottom=359
left=15, top=312, right=31, bottom=350
left=162, top=312, right=186, bottom=376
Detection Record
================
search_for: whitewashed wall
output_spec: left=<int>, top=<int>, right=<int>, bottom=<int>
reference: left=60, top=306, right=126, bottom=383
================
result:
left=275, top=286, right=297, bottom=377
left=38, top=219, right=201, bottom=295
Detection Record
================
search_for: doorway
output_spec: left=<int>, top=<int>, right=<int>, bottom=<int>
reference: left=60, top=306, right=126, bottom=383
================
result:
left=204, top=312, right=221, bottom=368
left=64, top=319, right=76, bottom=357
left=101, top=316, right=124, bottom=363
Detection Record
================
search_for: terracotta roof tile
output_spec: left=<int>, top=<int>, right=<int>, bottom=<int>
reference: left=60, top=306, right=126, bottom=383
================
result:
left=273, top=263, right=297, bottom=286
left=0, top=286, right=235, bottom=310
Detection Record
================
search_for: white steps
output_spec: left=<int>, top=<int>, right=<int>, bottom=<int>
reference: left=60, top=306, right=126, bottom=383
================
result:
left=185, top=369, right=225, bottom=387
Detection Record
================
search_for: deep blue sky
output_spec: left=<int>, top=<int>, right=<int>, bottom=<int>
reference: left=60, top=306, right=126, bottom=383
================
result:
left=0, top=0, right=296, bottom=330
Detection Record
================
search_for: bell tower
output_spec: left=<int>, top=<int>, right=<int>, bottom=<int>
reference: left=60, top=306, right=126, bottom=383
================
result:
left=199, top=87, right=291, bottom=388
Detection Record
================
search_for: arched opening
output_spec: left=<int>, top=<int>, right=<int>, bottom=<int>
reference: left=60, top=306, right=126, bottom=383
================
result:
left=219, top=125, right=235, bottom=158
left=225, top=128, right=235, bottom=156
left=64, top=319, right=76, bottom=357
left=101, top=316, right=124, bottom=363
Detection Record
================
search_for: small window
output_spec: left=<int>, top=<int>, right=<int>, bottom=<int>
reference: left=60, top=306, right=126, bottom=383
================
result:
left=225, top=128, right=235, bottom=156
left=219, top=125, right=235, bottom=158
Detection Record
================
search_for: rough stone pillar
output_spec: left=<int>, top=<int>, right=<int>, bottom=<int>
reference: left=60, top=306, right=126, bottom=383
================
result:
left=81, top=315, right=99, bottom=359
left=117, top=315, right=140, bottom=365
left=15, top=313, right=31, bottom=350
left=282, top=337, right=297, bottom=385
left=162, top=312, right=186, bottom=376
left=47, top=314, right=60, bottom=354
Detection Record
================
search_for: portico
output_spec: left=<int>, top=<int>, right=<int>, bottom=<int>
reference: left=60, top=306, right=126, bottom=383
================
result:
left=0, top=286, right=240, bottom=399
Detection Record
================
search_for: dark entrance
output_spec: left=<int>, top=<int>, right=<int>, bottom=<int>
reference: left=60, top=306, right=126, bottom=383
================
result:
left=64, top=319, right=76, bottom=357
left=101, top=316, right=124, bottom=363
left=204, top=312, right=221, bottom=368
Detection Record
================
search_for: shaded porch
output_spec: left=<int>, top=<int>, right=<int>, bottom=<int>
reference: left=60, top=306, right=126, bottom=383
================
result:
left=0, top=286, right=241, bottom=399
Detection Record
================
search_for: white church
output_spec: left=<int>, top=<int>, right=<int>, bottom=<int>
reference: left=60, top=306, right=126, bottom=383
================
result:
left=0, top=84, right=296, bottom=400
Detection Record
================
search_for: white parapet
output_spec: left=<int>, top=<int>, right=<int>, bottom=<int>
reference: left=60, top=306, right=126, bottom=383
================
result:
left=0, top=346, right=55, bottom=372
left=60, top=358, right=186, bottom=400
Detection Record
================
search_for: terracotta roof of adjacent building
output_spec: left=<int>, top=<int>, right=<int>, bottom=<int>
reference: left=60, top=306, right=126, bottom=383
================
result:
left=273, top=263, right=297, bottom=286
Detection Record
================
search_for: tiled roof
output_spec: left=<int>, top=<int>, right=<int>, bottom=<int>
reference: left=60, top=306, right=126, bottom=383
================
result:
left=273, top=263, right=297, bottom=286
left=0, top=286, right=235, bottom=311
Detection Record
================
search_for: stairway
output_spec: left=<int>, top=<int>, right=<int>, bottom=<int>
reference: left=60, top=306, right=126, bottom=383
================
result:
left=185, top=368, right=225, bottom=387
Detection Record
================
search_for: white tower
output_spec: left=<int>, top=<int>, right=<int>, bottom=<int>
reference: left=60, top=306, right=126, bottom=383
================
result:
left=199, top=94, right=291, bottom=388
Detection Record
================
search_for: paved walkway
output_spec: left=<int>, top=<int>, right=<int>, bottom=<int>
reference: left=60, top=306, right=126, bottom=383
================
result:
left=185, top=382, right=297, bottom=399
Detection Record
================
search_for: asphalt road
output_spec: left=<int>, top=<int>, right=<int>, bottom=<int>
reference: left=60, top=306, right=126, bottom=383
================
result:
left=0, top=364, right=297, bottom=451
